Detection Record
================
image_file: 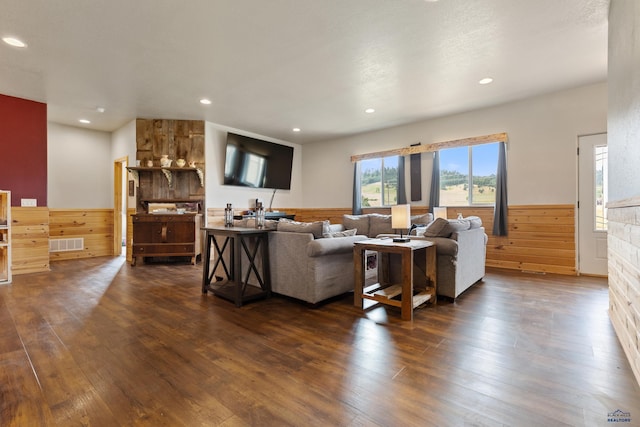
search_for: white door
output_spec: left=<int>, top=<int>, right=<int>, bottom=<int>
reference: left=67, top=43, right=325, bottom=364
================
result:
left=578, top=133, right=608, bottom=276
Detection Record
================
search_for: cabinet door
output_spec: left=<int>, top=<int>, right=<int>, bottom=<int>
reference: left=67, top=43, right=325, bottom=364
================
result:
left=168, top=221, right=195, bottom=243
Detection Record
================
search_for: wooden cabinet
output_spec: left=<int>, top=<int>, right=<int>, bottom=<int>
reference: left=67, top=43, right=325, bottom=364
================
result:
left=132, top=213, right=202, bottom=266
left=0, top=191, right=11, bottom=284
left=130, top=119, right=206, bottom=266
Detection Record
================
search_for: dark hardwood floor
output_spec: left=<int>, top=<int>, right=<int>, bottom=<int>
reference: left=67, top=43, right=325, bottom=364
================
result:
left=1, top=256, right=639, bottom=426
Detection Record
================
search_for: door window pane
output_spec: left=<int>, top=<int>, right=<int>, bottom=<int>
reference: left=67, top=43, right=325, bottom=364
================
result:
left=594, top=145, right=608, bottom=231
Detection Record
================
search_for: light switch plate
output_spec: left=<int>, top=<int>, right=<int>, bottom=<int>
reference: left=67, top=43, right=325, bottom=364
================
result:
left=21, top=198, right=37, bottom=207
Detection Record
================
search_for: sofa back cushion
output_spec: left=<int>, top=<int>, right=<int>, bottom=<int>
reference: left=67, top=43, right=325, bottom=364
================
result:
left=277, top=219, right=330, bottom=239
left=447, top=218, right=471, bottom=233
left=343, top=214, right=370, bottom=236
left=368, top=213, right=393, bottom=237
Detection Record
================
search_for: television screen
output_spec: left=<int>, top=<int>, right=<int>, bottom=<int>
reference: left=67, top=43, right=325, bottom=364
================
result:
left=223, top=132, right=294, bottom=190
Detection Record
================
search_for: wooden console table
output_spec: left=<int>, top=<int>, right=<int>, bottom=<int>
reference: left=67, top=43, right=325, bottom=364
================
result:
left=353, top=238, right=437, bottom=321
left=201, top=227, right=271, bottom=307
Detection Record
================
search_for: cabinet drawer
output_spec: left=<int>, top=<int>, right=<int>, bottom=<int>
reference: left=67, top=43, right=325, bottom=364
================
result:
left=133, top=244, right=195, bottom=255
left=133, top=214, right=196, bottom=223
left=133, top=222, right=195, bottom=244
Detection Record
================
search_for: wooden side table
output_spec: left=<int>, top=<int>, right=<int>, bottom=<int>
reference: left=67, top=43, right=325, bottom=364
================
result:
left=353, top=238, right=437, bottom=321
left=201, top=227, right=271, bottom=307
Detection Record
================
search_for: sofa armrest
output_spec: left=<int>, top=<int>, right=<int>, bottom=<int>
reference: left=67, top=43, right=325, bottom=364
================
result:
left=306, top=235, right=368, bottom=257
left=451, top=226, right=488, bottom=245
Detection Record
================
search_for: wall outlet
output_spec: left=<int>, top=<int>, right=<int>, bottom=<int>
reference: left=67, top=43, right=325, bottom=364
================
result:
left=21, top=198, right=37, bottom=207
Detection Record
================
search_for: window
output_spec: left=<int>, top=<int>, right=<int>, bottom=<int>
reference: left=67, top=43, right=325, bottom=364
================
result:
left=439, top=143, right=499, bottom=206
left=594, top=145, right=608, bottom=231
left=359, top=156, right=399, bottom=207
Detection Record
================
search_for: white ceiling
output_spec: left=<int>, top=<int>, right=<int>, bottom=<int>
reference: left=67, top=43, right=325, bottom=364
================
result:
left=0, top=0, right=609, bottom=144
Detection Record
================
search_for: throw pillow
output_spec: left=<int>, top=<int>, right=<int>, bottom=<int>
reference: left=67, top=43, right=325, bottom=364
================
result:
left=421, top=217, right=452, bottom=237
left=323, top=228, right=357, bottom=238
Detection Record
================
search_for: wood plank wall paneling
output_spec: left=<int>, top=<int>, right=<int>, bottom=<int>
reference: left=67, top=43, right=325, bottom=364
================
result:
left=49, top=209, right=114, bottom=261
left=207, top=204, right=576, bottom=275
left=11, top=204, right=575, bottom=276
left=444, top=205, right=576, bottom=275
left=607, top=200, right=640, bottom=386
left=135, top=119, right=205, bottom=213
left=11, top=207, right=50, bottom=274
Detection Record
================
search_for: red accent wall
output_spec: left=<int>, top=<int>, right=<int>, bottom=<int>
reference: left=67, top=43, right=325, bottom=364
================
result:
left=0, top=94, right=47, bottom=206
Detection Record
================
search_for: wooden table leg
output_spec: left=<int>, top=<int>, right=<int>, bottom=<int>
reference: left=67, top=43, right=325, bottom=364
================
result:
left=353, top=246, right=364, bottom=309
left=201, top=233, right=212, bottom=294
left=426, top=245, right=437, bottom=304
left=401, top=249, right=413, bottom=321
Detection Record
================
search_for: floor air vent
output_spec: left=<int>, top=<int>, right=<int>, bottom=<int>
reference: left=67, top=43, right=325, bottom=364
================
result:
left=50, top=238, right=84, bottom=252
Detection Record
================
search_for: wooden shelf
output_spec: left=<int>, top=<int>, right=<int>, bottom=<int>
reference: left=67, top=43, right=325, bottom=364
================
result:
left=127, top=166, right=204, bottom=188
left=362, top=283, right=432, bottom=309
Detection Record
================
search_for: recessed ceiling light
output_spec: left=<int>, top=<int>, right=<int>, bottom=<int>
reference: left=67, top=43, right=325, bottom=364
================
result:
left=365, top=108, right=375, bottom=114
left=292, top=128, right=301, bottom=132
left=79, top=119, right=91, bottom=124
left=2, top=37, right=27, bottom=48
left=479, top=77, right=494, bottom=85
left=199, top=98, right=212, bottom=105
left=96, top=107, right=105, bottom=113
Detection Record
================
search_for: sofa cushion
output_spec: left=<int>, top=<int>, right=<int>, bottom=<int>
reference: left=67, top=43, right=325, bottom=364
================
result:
left=323, top=228, right=357, bottom=238
left=411, top=213, right=433, bottom=225
left=343, top=214, right=370, bottom=236
left=420, top=217, right=452, bottom=237
left=447, top=218, right=471, bottom=233
left=466, top=216, right=483, bottom=229
left=413, top=236, right=458, bottom=256
left=278, top=219, right=330, bottom=239
left=369, top=213, right=394, bottom=237
left=306, top=235, right=367, bottom=257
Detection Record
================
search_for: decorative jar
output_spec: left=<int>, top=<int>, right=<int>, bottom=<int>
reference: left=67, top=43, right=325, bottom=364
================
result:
left=224, top=203, right=234, bottom=227
left=255, top=202, right=265, bottom=229
left=160, top=155, right=172, bottom=167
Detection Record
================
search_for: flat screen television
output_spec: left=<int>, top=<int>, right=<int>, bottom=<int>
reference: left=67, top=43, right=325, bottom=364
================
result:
left=223, top=132, right=294, bottom=190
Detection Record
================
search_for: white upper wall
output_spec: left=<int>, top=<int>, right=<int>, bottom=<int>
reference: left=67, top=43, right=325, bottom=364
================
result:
left=111, top=119, right=136, bottom=166
left=47, top=122, right=112, bottom=208
left=47, top=82, right=606, bottom=210
left=302, top=82, right=607, bottom=208
left=111, top=120, right=137, bottom=209
left=204, top=121, right=303, bottom=213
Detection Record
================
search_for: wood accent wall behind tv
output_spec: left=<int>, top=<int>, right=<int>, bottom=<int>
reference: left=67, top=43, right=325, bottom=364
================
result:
left=135, top=119, right=205, bottom=212
left=0, top=94, right=47, bottom=206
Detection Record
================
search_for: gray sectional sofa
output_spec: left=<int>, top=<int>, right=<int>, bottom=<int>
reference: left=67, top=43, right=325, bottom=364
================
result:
left=222, top=212, right=487, bottom=305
